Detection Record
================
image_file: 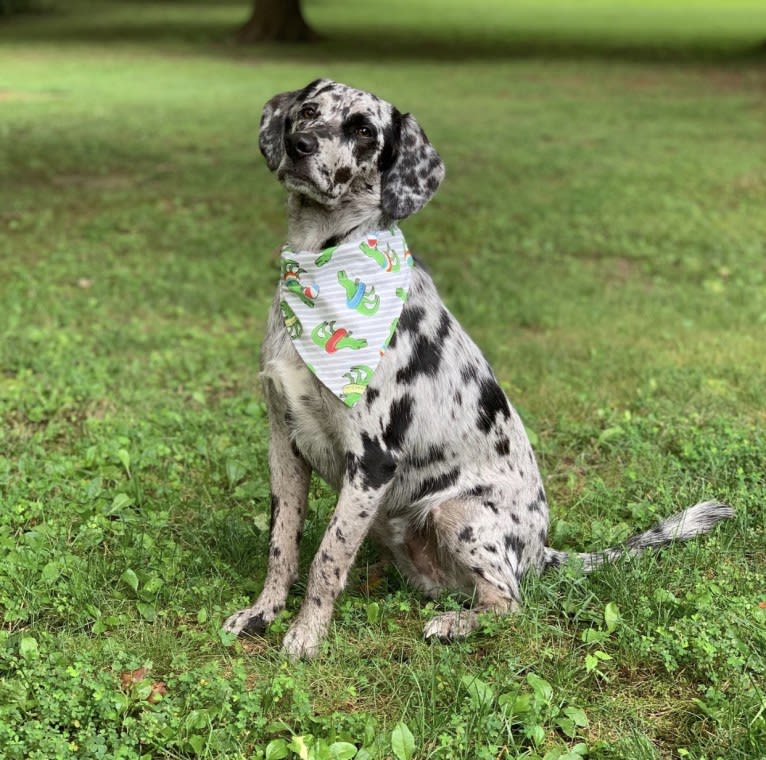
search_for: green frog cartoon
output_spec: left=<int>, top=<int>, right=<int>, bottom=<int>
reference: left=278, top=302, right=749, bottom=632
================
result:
left=340, top=365, right=374, bottom=406
left=280, top=300, right=302, bottom=339
left=337, top=270, right=380, bottom=316
left=359, top=236, right=401, bottom=272
left=314, top=244, right=338, bottom=267
left=310, top=320, right=368, bottom=353
left=282, top=259, right=319, bottom=307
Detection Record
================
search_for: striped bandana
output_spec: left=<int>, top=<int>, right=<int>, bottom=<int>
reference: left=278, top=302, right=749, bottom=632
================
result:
left=279, top=227, right=413, bottom=407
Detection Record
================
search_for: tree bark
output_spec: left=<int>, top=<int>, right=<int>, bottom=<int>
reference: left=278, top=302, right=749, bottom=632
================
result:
left=237, top=0, right=317, bottom=44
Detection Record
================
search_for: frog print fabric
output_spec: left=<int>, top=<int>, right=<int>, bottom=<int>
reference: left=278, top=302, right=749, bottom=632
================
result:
left=279, top=227, right=413, bottom=407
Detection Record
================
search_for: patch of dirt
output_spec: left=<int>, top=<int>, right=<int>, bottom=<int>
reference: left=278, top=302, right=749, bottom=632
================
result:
left=51, top=174, right=135, bottom=189
left=705, top=67, right=766, bottom=93
left=0, top=90, right=26, bottom=102
left=731, top=171, right=766, bottom=192
left=607, top=67, right=766, bottom=95
left=0, top=89, right=61, bottom=102
left=578, top=253, right=640, bottom=284
left=619, top=74, right=667, bottom=92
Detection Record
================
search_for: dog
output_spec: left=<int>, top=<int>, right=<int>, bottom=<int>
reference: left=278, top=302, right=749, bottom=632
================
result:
left=223, top=79, right=735, bottom=659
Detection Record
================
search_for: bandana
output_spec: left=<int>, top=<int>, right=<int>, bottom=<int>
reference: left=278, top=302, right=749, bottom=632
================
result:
left=279, top=227, right=413, bottom=407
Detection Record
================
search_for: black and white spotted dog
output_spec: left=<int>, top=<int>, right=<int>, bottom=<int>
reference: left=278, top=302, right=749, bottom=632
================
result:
left=223, top=78, right=734, bottom=659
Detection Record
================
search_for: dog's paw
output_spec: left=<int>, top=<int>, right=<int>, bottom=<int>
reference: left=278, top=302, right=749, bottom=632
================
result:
left=423, top=610, right=479, bottom=643
left=281, top=618, right=325, bottom=660
left=222, top=603, right=280, bottom=637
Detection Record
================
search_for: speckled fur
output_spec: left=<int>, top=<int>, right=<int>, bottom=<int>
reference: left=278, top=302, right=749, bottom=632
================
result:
left=223, top=80, right=735, bottom=659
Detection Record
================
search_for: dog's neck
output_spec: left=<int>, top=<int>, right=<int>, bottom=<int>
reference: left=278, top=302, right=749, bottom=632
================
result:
left=285, top=191, right=394, bottom=252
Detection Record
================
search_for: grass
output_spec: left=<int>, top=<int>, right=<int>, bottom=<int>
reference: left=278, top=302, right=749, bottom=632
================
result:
left=1, top=0, right=766, bottom=757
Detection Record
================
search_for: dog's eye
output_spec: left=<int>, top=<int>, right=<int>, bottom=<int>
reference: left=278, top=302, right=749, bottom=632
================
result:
left=299, top=104, right=318, bottom=119
left=356, top=125, right=373, bottom=139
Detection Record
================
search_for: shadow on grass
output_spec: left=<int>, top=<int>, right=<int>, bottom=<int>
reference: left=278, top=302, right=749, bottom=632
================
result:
left=249, top=33, right=766, bottom=66
left=2, top=4, right=765, bottom=66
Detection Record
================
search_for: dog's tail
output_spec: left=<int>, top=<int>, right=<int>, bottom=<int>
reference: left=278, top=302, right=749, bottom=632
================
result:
left=543, top=500, right=735, bottom=573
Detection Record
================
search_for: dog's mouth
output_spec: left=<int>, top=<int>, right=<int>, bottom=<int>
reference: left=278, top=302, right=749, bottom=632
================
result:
left=279, top=166, right=340, bottom=206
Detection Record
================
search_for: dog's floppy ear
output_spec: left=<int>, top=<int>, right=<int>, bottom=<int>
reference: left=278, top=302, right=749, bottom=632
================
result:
left=380, top=111, right=445, bottom=220
left=259, top=79, right=331, bottom=171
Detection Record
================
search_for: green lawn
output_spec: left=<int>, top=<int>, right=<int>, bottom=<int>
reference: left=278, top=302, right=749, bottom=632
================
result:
left=1, top=1, right=765, bottom=758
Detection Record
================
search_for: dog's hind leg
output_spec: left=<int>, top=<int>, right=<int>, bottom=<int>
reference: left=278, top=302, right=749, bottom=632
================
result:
left=223, top=375, right=312, bottom=637
left=418, top=498, right=528, bottom=642
left=422, top=578, right=518, bottom=642
left=373, top=515, right=447, bottom=599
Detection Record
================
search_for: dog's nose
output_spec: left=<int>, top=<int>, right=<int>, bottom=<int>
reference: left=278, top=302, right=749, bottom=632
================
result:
left=285, top=132, right=319, bottom=160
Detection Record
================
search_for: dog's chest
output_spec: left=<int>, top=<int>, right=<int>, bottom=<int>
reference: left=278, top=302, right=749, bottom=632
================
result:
left=261, top=323, right=349, bottom=490
left=289, top=379, right=348, bottom=489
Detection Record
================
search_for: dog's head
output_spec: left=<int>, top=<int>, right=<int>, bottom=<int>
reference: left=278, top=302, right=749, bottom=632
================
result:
left=259, top=79, right=445, bottom=220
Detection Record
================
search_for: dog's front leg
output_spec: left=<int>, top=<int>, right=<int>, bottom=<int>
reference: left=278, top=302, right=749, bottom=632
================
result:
left=281, top=454, right=393, bottom=659
left=223, top=384, right=311, bottom=637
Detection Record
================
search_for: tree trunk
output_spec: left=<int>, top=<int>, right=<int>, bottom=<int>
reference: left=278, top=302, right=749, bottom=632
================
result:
left=237, top=0, right=317, bottom=44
